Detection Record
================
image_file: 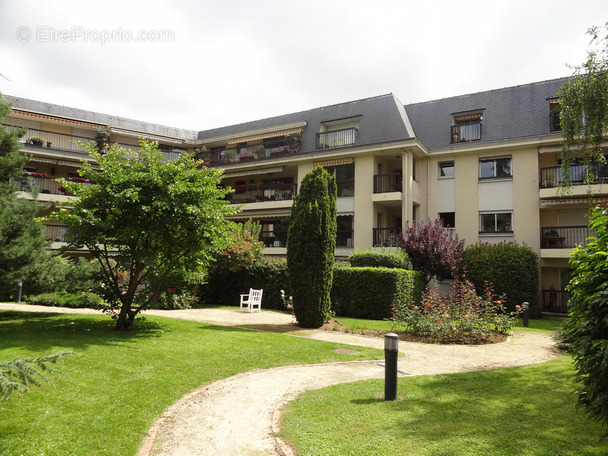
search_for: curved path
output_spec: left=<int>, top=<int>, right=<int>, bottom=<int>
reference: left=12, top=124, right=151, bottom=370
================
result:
left=0, top=304, right=563, bottom=456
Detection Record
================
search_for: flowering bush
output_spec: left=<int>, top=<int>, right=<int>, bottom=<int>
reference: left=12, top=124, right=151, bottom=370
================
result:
left=280, top=289, right=293, bottom=313
left=149, top=289, right=198, bottom=310
left=392, top=277, right=519, bottom=343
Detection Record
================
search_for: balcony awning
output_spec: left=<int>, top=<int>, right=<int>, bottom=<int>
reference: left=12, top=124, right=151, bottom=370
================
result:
left=227, top=128, right=303, bottom=145
left=11, top=109, right=105, bottom=128
left=223, top=166, right=284, bottom=179
left=541, top=196, right=608, bottom=207
left=110, top=127, right=185, bottom=144
left=313, top=157, right=354, bottom=167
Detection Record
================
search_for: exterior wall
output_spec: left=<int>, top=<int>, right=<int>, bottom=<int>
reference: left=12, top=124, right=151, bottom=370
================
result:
left=453, top=153, right=479, bottom=246
left=513, top=146, right=541, bottom=250
left=353, top=154, right=374, bottom=250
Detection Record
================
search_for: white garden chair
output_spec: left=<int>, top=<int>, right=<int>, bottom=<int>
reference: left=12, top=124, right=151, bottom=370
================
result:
left=239, top=288, right=263, bottom=312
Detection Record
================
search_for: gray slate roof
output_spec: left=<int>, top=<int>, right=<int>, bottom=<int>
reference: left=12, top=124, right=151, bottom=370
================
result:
left=197, top=93, right=415, bottom=153
left=404, top=77, right=568, bottom=150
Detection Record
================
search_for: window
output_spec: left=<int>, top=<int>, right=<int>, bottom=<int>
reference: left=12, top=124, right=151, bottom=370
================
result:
left=451, top=111, right=483, bottom=143
left=549, top=98, right=561, bottom=132
left=479, top=157, right=512, bottom=180
left=479, top=212, right=513, bottom=233
left=326, top=163, right=354, bottom=197
left=336, top=215, right=353, bottom=248
left=438, top=161, right=454, bottom=178
left=438, top=212, right=455, bottom=228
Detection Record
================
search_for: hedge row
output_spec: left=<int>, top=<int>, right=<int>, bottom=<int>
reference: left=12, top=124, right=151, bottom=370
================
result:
left=199, top=258, right=423, bottom=319
left=331, top=266, right=424, bottom=320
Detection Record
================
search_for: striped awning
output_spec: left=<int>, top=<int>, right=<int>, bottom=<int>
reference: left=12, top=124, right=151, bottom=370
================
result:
left=11, top=109, right=105, bottom=128
left=313, top=157, right=354, bottom=167
left=227, top=128, right=303, bottom=145
left=223, top=166, right=284, bottom=179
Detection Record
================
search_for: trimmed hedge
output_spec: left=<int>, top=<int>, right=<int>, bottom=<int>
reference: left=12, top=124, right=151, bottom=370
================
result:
left=26, top=292, right=105, bottom=309
left=347, top=248, right=409, bottom=269
left=460, top=242, right=539, bottom=313
left=331, top=266, right=424, bottom=320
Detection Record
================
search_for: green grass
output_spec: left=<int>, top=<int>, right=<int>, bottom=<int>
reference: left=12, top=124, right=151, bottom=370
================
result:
left=280, top=356, right=608, bottom=456
left=0, top=311, right=382, bottom=456
left=331, top=315, right=565, bottom=334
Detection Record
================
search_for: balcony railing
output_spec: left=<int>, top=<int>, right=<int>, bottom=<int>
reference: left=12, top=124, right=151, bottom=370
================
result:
left=228, top=182, right=297, bottom=204
left=541, top=226, right=596, bottom=249
left=3, top=124, right=183, bottom=162
left=542, top=289, right=572, bottom=314
left=45, top=224, right=69, bottom=242
left=336, top=229, right=354, bottom=248
left=540, top=164, right=608, bottom=189
left=373, top=174, right=402, bottom=193
left=260, top=230, right=287, bottom=247
left=13, top=175, right=95, bottom=195
left=373, top=228, right=401, bottom=247
left=315, top=128, right=358, bottom=150
left=203, top=137, right=300, bottom=167
left=450, top=123, right=482, bottom=143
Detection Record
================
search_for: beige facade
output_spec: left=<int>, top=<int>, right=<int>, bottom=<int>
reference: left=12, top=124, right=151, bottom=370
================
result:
left=5, top=78, right=608, bottom=314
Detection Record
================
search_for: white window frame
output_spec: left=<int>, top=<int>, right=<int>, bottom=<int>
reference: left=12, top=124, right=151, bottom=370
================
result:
left=479, top=156, right=512, bottom=180
left=479, top=211, right=513, bottom=234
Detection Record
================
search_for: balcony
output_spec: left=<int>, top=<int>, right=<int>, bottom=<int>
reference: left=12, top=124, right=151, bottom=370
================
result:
left=261, top=229, right=287, bottom=247
left=541, top=226, right=595, bottom=249
left=542, top=289, right=572, bottom=314
left=3, top=125, right=183, bottom=162
left=450, top=122, right=482, bottom=143
left=540, top=164, right=608, bottom=189
left=315, top=128, right=358, bottom=150
left=45, top=224, right=69, bottom=242
left=228, top=182, right=297, bottom=204
left=204, top=137, right=300, bottom=167
left=373, top=228, right=401, bottom=247
left=13, top=175, right=94, bottom=196
left=373, top=174, right=402, bottom=193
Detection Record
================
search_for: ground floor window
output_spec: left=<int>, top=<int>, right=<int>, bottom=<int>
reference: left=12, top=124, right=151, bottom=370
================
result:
left=479, top=211, right=512, bottom=233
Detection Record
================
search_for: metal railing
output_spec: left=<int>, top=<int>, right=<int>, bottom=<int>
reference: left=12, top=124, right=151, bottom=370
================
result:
left=260, top=230, right=288, bottom=247
left=45, top=224, right=69, bottom=242
left=228, top=182, right=297, bottom=204
left=540, top=164, right=608, bottom=188
left=373, top=174, right=402, bottom=193
left=450, top=122, right=482, bottom=143
left=373, top=228, right=401, bottom=247
left=3, top=124, right=183, bottom=162
left=204, top=137, right=299, bottom=166
left=315, top=128, right=358, bottom=149
left=541, top=226, right=596, bottom=249
left=13, top=176, right=94, bottom=195
left=542, top=289, right=572, bottom=314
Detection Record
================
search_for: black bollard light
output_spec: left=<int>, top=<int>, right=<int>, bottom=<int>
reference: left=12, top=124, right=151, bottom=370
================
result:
left=16, top=282, right=22, bottom=303
left=522, top=302, right=529, bottom=328
left=384, top=332, right=399, bottom=401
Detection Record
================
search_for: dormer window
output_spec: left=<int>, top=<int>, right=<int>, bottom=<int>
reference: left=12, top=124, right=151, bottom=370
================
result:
left=316, top=116, right=360, bottom=149
left=451, top=111, right=483, bottom=143
left=549, top=98, right=561, bottom=131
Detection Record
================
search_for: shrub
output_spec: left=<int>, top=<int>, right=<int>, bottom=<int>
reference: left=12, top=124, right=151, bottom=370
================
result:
left=331, top=266, right=423, bottom=320
left=460, top=242, right=539, bottom=313
left=26, top=292, right=105, bottom=309
left=563, top=205, right=608, bottom=429
left=148, top=290, right=198, bottom=310
left=392, top=277, right=519, bottom=343
left=347, top=248, right=409, bottom=269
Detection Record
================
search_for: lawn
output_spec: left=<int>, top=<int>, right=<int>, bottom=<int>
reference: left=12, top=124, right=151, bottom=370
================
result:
left=0, top=310, right=382, bottom=456
left=279, top=356, right=608, bottom=456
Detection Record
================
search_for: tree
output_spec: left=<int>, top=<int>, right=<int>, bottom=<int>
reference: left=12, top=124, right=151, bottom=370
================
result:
left=559, top=23, right=608, bottom=189
left=287, top=166, right=337, bottom=328
left=53, top=140, right=238, bottom=330
left=563, top=205, right=608, bottom=430
left=0, top=351, right=71, bottom=401
left=213, top=219, right=264, bottom=273
left=0, top=95, right=59, bottom=300
left=398, top=218, right=464, bottom=286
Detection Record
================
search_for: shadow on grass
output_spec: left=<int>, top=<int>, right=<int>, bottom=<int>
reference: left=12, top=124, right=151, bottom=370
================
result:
left=0, top=310, right=164, bottom=352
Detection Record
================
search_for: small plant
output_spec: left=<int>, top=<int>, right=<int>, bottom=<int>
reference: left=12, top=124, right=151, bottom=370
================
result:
left=253, top=144, right=266, bottom=158
left=280, top=289, right=293, bottom=313
left=27, top=137, right=44, bottom=146
left=392, top=277, right=519, bottom=343
left=149, top=289, right=198, bottom=310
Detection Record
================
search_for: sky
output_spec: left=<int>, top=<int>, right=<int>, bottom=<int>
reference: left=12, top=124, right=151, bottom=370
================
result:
left=0, top=0, right=607, bottom=132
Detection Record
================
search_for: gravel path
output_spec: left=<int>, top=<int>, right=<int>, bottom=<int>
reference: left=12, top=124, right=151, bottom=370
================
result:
left=0, top=304, right=563, bottom=456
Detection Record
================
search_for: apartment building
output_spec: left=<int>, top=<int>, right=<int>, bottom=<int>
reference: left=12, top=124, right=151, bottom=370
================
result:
left=5, top=76, right=606, bottom=314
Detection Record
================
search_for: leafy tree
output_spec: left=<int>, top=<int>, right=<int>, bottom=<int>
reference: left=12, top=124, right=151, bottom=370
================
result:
left=559, top=23, right=608, bottom=189
left=213, top=219, right=264, bottom=273
left=1, top=351, right=71, bottom=401
left=397, top=218, right=464, bottom=286
left=563, top=205, right=608, bottom=431
left=53, top=139, right=238, bottom=330
left=287, top=167, right=337, bottom=328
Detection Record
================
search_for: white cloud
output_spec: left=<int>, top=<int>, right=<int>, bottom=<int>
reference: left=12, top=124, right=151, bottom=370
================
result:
left=0, top=0, right=606, bottom=131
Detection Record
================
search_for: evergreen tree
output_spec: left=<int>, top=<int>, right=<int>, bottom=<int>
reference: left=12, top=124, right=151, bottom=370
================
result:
left=0, top=95, right=56, bottom=300
left=287, top=167, right=337, bottom=328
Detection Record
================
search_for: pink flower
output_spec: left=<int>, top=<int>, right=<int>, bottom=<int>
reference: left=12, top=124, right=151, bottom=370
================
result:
left=496, top=300, right=502, bottom=305
left=413, top=306, right=419, bottom=310
left=425, top=304, right=431, bottom=308
left=515, top=304, right=521, bottom=309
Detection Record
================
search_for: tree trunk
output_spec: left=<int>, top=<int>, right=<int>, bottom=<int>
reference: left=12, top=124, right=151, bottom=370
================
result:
left=114, top=301, right=135, bottom=331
